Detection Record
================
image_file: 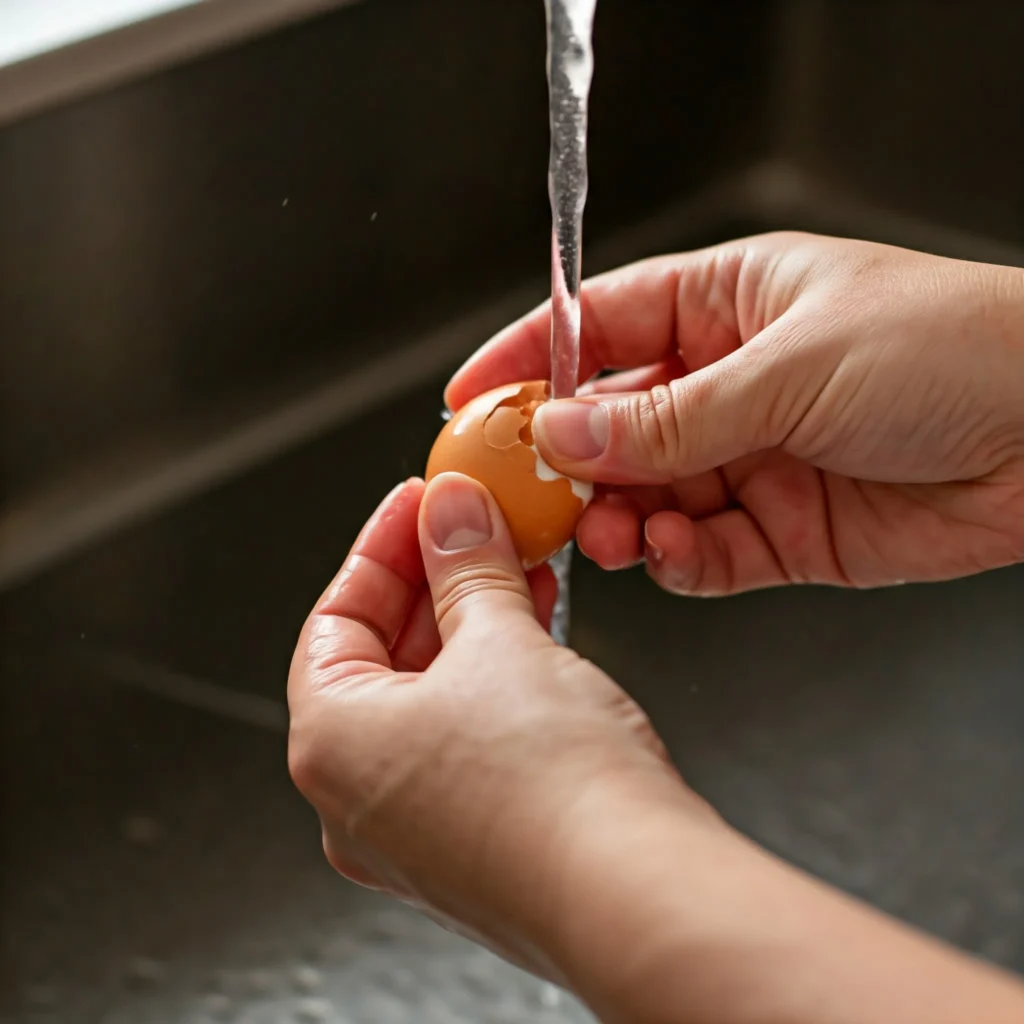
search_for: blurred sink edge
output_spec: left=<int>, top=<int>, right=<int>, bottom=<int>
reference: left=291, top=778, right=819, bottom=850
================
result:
left=0, top=0, right=364, bottom=122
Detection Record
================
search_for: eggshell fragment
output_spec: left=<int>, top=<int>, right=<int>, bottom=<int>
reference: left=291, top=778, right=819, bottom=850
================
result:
left=426, top=381, right=593, bottom=567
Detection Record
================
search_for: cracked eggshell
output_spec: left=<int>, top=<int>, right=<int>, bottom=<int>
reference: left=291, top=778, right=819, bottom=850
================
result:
left=426, top=380, right=593, bottom=568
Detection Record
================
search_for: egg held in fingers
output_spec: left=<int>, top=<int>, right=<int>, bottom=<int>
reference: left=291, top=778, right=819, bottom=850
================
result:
left=426, top=381, right=593, bottom=568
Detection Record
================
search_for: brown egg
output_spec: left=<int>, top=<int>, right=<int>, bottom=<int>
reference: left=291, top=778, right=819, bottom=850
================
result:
left=426, top=380, right=593, bottom=568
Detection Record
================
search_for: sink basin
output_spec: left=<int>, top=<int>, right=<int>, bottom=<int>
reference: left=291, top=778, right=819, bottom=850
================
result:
left=3, top=212, right=1023, bottom=1023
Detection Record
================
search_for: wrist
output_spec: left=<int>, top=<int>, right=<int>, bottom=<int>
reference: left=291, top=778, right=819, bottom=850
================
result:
left=540, top=772, right=1024, bottom=1024
left=539, top=767, right=740, bottom=1020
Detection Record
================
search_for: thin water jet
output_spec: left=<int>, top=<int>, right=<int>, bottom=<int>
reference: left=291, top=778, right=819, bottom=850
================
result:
left=544, top=0, right=596, bottom=645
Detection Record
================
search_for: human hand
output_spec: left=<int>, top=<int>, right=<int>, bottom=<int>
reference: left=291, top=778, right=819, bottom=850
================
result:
left=288, top=474, right=1024, bottom=1024
left=286, top=473, right=709, bottom=981
left=446, top=232, right=1024, bottom=594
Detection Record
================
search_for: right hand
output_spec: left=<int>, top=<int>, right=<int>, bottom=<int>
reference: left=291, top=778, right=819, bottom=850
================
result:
left=446, top=232, right=1024, bottom=595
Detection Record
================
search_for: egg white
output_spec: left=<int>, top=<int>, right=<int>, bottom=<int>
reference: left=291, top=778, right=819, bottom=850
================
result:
left=529, top=445, right=594, bottom=505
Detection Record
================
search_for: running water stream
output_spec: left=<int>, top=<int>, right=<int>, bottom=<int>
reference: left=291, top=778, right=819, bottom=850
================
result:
left=544, top=0, right=596, bottom=645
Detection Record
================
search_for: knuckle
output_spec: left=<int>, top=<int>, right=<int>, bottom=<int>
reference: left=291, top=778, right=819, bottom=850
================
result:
left=744, top=230, right=823, bottom=269
left=755, top=228, right=815, bottom=249
left=631, top=384, right=686, bottom=472
left=432, top=563, right=527, bottom=630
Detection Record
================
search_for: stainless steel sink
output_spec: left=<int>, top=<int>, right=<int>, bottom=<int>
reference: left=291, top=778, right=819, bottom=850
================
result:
left=1, top=2, right=1022, bottom=1022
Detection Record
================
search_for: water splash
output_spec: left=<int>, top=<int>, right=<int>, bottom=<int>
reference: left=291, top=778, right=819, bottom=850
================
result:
left=549, top=542, right=574, bottom=646
left=544, top=0, right=596, bottom=646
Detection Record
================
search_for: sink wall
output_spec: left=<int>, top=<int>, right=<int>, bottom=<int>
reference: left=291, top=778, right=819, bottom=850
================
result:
left=0, top=0, right=774, bottom=507
left=777, top=0, right=1024, bottom=241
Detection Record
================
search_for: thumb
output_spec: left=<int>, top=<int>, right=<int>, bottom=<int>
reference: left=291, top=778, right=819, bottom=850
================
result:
left=532, top=318, right=820, bottom=484
left=418, top=472, right=543, bottom=645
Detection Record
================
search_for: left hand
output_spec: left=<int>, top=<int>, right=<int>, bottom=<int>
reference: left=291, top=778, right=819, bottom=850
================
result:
left=287, top=473, right=703, bottom=978
left=287, top=474, right=1024, bottom=1024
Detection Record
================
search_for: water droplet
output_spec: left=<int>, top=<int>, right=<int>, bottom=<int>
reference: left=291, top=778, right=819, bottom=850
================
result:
left=370, top=211, right=378, bottom=221
left=283, top=198, right=290, bottom=207
left=290, top=964, right=322, bottom=994
left=294, top=996, right=332, bottom=1022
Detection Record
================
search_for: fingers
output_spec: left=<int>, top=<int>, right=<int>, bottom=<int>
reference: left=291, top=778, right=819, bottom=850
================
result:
left=288, top=479, right=425, bottom=703
left=576, top=494, right=645, bottom=569
left=531, top=315, right=825, bottom=485
left=444, top=245, right=748, bottom=410
left=303, top=476, right=557, bottom=679
left=644, top=509, right=788, bottom=596
left=575, top=475, right=731, bottom=570
left=573, top=481, right=795, bottom=595
left=390, top=586, right=440, bottom=672
left=528, top=563, right=560, bottom=633
left=418, top=473, right=548, bottom=645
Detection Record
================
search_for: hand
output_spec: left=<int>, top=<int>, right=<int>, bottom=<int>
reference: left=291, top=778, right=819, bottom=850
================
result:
left=288, top=474, right=1024, bottom=1024
left=286, top=473, right=706, bottom=980
left=446, top=232, right=1024, bottom=595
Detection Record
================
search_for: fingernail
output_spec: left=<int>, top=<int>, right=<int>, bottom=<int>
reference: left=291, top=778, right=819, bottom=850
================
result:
left=534, top=401, right=609, bottom=461
left=644, top=521, right=664, bottom=563
left=426, top=475, right=493, bottom=551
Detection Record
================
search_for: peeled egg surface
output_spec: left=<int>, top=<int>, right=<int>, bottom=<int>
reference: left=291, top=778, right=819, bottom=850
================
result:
left=426, top=380, right=593, bottom=568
